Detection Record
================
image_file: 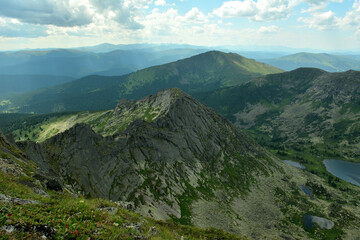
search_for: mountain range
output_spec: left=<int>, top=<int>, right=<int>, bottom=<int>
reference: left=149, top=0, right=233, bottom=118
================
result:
left=0, top=51, right=283, bottom=113
left=0, top=47, right=208, bottom=78
left=261, top=52, right=360, bottom=72
left=0, top=46, right=360, bottom=239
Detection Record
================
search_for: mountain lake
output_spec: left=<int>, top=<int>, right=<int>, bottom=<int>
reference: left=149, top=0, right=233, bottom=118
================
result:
left=323, top=159, right=360, bottom=187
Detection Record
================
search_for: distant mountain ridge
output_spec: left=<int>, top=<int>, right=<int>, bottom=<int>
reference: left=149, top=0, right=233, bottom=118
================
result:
left=262, top=52, right=360, bottom=72
left=0, top=51, right=283, bottom=113
left=0, top=47, right=208, bottom=78
left=0, top=75, right=74, bottom=98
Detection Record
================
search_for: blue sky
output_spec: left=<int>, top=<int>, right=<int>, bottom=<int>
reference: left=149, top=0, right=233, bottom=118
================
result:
left=0, top=0, right=359, bottom=51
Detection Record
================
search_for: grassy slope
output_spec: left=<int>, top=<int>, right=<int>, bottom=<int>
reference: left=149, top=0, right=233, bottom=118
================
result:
left=0, top=108, right=160, bottom=142
left=0, top=171, right=247, bottom=240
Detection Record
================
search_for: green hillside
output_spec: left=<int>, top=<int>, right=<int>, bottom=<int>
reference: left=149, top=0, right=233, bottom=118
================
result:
left=0, top=51, right=283, bottom=114
left=195, top=68, right=360, bottom=171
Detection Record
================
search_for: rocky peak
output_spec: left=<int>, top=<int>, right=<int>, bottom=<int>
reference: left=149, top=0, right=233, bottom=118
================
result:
left=18, top=88, right=278, bottom=235
left=114, top=88, right=186, bottom=118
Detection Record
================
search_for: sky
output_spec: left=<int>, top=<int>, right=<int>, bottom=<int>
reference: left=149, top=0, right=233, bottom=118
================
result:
left=0, top=0, right=359, bottom=51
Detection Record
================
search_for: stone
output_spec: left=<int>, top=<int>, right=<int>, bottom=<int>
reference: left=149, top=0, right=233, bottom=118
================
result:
left=303, top=214, right=335, bottom=230
left=0, top=194, right=42, bottom=205
left=98, top=207, right=118, bottom=215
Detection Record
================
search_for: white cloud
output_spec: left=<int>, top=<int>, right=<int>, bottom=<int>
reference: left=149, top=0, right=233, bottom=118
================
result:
left=259, top=25, right=280, bottom=33
left=0, top=0, right=358, bottom=51
left=298, top=11, right=339, bottom=30
left=0, top=0, right=93, bottom=27
left=0, top=0, right=153, bottom=30
left=141, top=8, right=180, bottom=37
left=135, top=7, right=287, bottom=46
left=0, top=17, right=48, bottom=38
left=304, top=0, right=342, bottom=5
left=341, top=0, right=360, bottom=28
left=180, top=8, right=208, bottom=24
left=90, top=0, right=153, bottom=29
left=254, top=0, right=297, bottom=21
left=299, top=1, right=360, bottom=32
left=301, top=0, right=343, bottom=13
left=301, top=2, right=328, bottom=13
left=213, top=0, right=257, bottom=18
left=123, top=0, right=153, bottom=9
left=213, top=0, right=299, bottom=21
left=154, top=0, right=166, bottom=6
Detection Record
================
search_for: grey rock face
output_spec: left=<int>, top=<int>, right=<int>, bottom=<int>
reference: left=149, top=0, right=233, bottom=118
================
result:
left=0, top=194, right=42, bottom=205
left=18, top=88, right=276, bottom=222
left=98, top=207, right=118, bottom=215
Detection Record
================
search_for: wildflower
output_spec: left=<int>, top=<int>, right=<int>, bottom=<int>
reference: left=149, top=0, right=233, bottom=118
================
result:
left=75, top=230, right=78, bottom=236
left=79, top=200, right=85, bottom=203
left=7, top=214, right=12, bottom=217
left=113, top=222, right=119, bottom=227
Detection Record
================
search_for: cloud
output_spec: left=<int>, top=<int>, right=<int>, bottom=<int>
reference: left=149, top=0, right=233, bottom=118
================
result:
left=154, top=0, right=166, bottom=6
left=213, top=0, right=257, bottom=18
left=136, top=7, right=284, bottom=47
left=90, top=0, right=153, bottom=29
left=301, top=2, right=328, bottom=13
left=0, top=17, right=48, bottom=38
left=304, top=0, right=342, bottom=5
left=299, top=1, right=360, bottom=31
left=341, top=0, right=360, bottom=28
left=301, top=0, right=343, bottom=13
left=0, top=0, right=153, bottom=30
left=180, top=8, right=208, bottom=24
left=259, top=25, right=280, bottom=33
left=298, top=11, right=339, bottom=30
left=137, top=8, right=215, bottom=44
left=254, top=0, right=297, bottom=21
left=0, top=0, right=93, bottom=27
left=213, top=0, right=298, bottom=21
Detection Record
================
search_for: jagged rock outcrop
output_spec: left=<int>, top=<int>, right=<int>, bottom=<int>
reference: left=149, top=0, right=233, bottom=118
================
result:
left=19, top=89, right=329, bottom=239
left=0, top=130, right=30, bottom=177
left=18, top=89, right=275, bottom=217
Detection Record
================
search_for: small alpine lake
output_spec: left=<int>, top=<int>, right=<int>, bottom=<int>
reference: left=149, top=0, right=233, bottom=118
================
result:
left=323, top=159, right=360, bottom=187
